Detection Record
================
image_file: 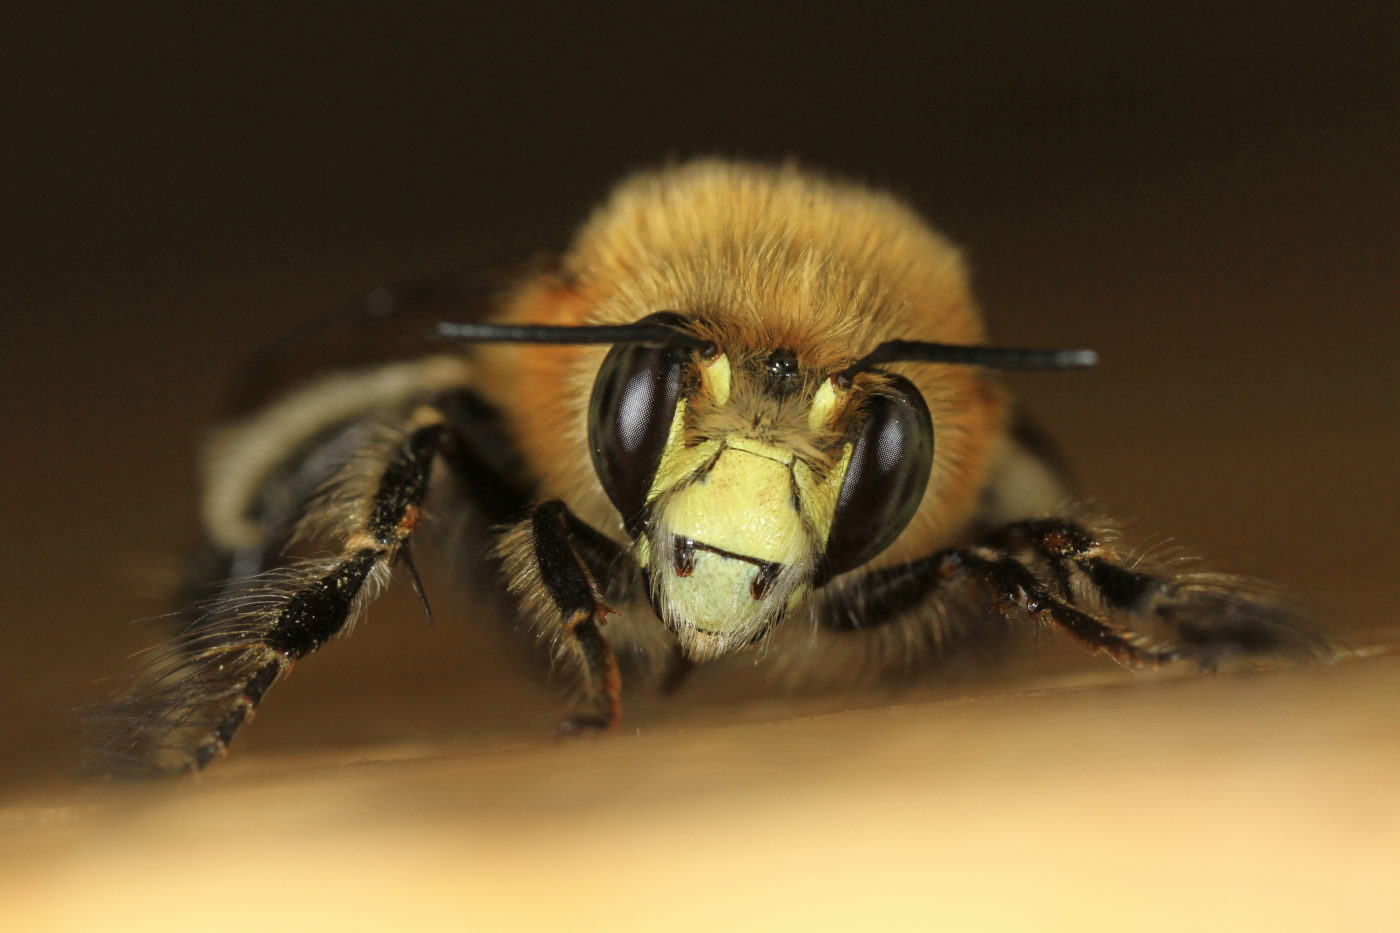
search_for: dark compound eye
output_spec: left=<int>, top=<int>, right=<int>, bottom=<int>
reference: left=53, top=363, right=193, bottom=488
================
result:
left=587, top=313, right=694, bottom=535
left=820, top=374, right=934, bottom=580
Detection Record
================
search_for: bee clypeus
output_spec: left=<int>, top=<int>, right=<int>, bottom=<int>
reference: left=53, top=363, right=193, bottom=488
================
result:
left=97, top=159, right=1320, bottom=774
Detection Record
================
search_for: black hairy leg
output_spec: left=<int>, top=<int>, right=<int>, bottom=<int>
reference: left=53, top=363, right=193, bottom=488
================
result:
left=824, top=546, right=1179, bottom=667
left=524, top=500, right=629, bottom=733
left=818, top=516, right=1323, bottom=670
left=170, top=419, right=376, bottom=648
left=982, top=518, right=1326, bottom=665
left=93, top=407, right=451, bottom=776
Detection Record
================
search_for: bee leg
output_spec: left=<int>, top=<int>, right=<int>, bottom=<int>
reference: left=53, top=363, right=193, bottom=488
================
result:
left=981, top=518, right=1326, bottom=666
left=823, top=547, right=1180, bottom=668
left=819, top=518, right=1322, bottom=670
left=944, top=549, right=1183, bottom=666
left=96, top=408, right=451, bottom=775
left=169, top=419, right=378, bottom=656
left=521, top=500, right=626, bottom=733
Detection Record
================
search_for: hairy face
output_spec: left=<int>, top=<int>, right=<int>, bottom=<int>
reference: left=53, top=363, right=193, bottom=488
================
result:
left=589, top=330, right=933, bottom=660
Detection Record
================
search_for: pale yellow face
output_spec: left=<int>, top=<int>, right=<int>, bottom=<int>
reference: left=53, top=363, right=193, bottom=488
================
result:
left=636, top=353, right=852, bottom=660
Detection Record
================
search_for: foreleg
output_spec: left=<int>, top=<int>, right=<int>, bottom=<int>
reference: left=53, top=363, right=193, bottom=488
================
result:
left=495, top=500, right=633, bottom=731
left=818, top=517, right=1322, bottom=669
left=983, top=518, right=1326, bottom=665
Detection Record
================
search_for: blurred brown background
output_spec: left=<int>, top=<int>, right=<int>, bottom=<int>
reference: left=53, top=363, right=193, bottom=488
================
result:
left=1, top=2, right=1396, bottom=927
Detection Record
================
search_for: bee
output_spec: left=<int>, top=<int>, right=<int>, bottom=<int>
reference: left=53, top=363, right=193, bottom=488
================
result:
left=95, top=159, right=1321, bottom=775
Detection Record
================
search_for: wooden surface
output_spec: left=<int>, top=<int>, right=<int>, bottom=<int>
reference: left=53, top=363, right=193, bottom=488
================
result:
left=3, top=653, right=1397, bottom=931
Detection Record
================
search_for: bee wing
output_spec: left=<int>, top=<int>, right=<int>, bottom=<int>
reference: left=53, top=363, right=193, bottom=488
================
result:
left=230, top=256, right=558, bottom=413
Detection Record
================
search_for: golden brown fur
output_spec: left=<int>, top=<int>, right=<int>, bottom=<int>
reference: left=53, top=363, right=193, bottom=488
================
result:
left=483, top=160, right=1009, bottom=559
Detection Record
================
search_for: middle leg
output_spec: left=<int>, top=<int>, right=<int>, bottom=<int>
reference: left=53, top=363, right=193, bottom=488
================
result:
left=496, top=500, right=635, bottom=731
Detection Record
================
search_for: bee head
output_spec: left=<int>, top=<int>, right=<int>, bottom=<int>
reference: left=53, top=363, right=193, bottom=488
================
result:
left=587, top=313, right=938, bottom=659
left=438, top=314, right=1094, bottom=660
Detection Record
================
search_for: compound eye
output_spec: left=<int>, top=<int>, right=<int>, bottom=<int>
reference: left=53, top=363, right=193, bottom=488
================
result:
left=588, top=313, right=693, bottom=534
left=821, top=374, right=934, bottom=579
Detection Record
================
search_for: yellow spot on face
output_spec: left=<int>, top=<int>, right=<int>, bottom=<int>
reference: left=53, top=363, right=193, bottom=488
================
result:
left=807, top=376, right=846, bottom=432
left=701, top=352, right=731, bottom=406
